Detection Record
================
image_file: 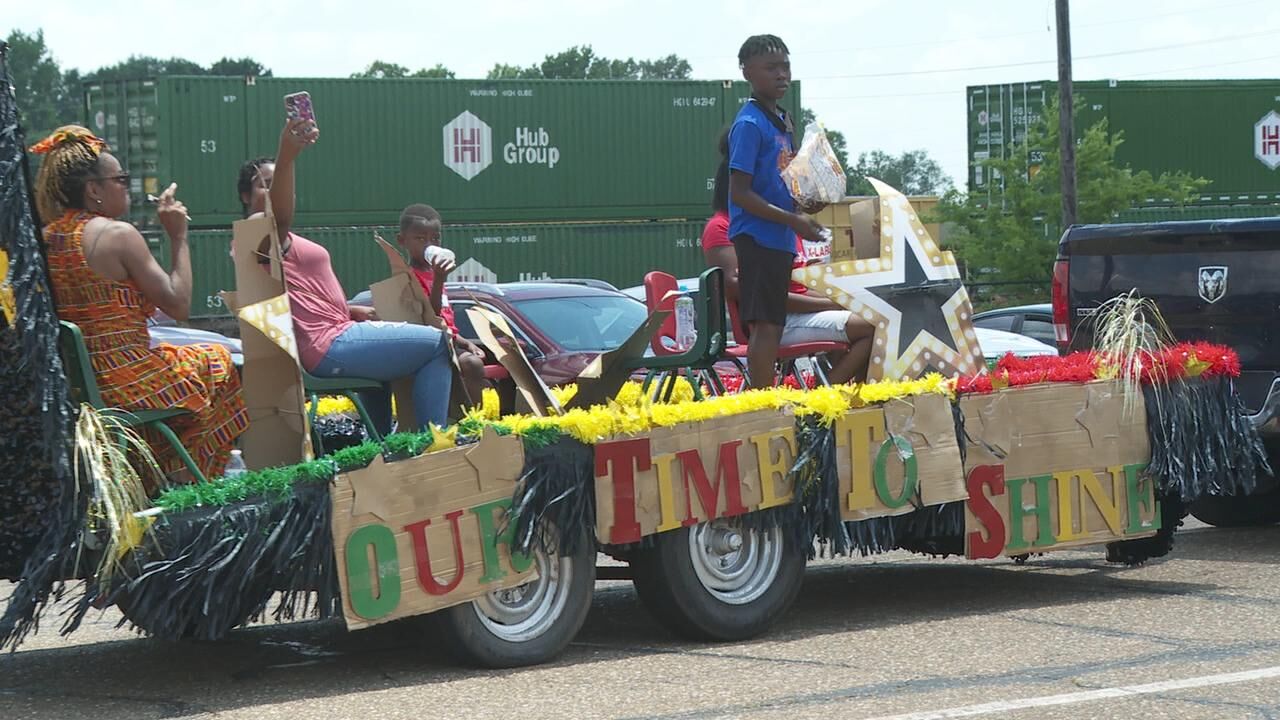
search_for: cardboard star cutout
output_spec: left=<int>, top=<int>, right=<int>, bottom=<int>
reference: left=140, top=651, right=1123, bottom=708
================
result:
left=464, top=427, right=526, bottom=493
left=1075, top=384, right=1123, bottom=449
left=794, top=178, right=985, bottom=381
left=969, top=392, right=1014, bottom=458
left=886, top=394, right=955, bottom=450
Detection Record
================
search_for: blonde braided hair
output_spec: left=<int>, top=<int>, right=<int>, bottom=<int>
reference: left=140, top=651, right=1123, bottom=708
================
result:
left=30, top=125, right=110, bottom=222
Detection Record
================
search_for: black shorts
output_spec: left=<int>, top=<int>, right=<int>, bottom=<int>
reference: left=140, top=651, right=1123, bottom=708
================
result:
left=732, top=234, right=791, bottom=328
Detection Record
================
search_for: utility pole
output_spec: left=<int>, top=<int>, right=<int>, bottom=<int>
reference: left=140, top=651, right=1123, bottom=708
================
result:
left=1056, top=0, right=1077, bottom=227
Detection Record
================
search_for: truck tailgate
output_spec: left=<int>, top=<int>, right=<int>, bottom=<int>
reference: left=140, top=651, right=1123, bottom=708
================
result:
left=1064, top=219, right=1280, bottom=411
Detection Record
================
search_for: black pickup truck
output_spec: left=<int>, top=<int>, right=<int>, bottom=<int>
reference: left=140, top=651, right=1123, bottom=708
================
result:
left=1053, top=217, right=1280, bottom=527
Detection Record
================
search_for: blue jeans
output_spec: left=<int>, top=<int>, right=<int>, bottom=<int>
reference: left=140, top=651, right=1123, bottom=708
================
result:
left=311, top=321, right=452, bottom=429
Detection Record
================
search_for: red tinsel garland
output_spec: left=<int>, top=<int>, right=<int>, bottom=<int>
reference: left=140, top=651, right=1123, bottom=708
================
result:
left=954, top=343, right=1242, bottom=395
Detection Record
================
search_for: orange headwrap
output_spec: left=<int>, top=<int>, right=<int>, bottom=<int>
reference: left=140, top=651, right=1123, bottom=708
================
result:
left=29, top=128, right=107, bottom=156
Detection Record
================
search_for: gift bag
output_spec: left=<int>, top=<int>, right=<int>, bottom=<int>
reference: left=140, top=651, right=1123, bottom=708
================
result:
left=782, top=122, right=847, bottom=205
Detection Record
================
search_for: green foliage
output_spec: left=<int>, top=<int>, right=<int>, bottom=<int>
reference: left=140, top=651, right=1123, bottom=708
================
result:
left=88, top=55, right=208, bottom=82
left=208, top=57, right=272, bottom=77
left=4, top=31, right=272, bottom=139
left=351, top=61, right=454, bottom=79
left=485, top=46, right=691, bottom=81
left=848, top=149, right=953, bottom=197
left=412, top=63, right=455, bottom=79
left=937, top=100, right=1210, bottom=289
left=4, top=29, right=82, bottom=134
left=486, top=63, right=537, bottom=80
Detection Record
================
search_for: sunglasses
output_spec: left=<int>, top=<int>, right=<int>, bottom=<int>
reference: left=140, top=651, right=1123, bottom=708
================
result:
left=95, top=173, right=131, bottom=186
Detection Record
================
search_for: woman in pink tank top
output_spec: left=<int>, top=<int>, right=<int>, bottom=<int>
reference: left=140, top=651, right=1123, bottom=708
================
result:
left=238, top=120, right=453, bottom=428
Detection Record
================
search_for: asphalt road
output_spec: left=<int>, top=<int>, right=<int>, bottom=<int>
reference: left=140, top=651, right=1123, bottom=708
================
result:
left=3, top=520, right=1279, bottom=720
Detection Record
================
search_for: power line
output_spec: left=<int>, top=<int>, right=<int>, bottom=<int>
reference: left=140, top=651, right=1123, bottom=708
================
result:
left=686, top=0, right=1269, bottom=62
left=790, top=0, right=1268, bottom=58
left=804, top=51, right=1280, bottom=102
left=802, top=27, right=1276, bottom=81
left=806, top=89, right=965, bottom=101
left=1123, top=52, right=1280, bottom=78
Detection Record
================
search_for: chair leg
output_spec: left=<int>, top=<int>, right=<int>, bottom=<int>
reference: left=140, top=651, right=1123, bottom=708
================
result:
left=306, top=390, right=327, bottom=458
left=345, top=391, right=384, bottom=443
left=812, top=356, right=832, bottom=387
left=660, top=371, right=678, bottom=403
left=147, top=421, right=207, bottom=484
left=684, top=368, right=703, bottom=401
left=641, top=369, right=659, bottom=396
left=703, top=368, right=725, bottom=396
left=776, top=359, right=793, bottom=388
left=730, top=358, right=750, bottom=391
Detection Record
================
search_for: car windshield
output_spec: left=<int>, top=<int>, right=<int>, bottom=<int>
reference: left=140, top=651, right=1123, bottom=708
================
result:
left=512, top=295, right=648, bottom=352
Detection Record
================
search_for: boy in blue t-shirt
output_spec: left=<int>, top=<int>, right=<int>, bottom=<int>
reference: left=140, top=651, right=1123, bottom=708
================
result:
left=728, top=34, right=827, bottom=389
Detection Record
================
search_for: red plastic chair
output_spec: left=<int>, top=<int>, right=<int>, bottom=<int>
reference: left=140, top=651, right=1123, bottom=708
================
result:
left=725, top=299, right=848, bottom=388
left=643, top=271, right=680, bottom=356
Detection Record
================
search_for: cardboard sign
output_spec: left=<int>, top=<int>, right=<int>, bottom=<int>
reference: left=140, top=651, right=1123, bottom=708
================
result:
left=368, top=236, right=449, bottom=429
left=594, top=411, right=799, bottom=544
left=960, top=381, right=1160, bottom=558
left=331, top=428, right=535, bottom=630
left=565, top=310, right=669, bottom=410
left=369, top=236, right=444, bottom=330
left=229, top=214, right=311, bottom=470
left=466, top=305, right=561, bottom=417
left=835, top=393, right=967, bottom=521
left=794, top=179, right=985, bottom=382
left=829, top=197, right=879, bottom=263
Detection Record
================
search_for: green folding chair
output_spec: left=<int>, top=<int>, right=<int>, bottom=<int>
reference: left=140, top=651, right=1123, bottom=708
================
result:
left=59, top=320, right=207, bottom=484
left=302, top=371, right=385, bottom=456
left=628, top=267, right=731, bottom=401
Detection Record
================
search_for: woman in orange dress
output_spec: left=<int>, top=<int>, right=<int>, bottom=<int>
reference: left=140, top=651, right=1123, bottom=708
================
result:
left=31, top=126, right=248, bottom=483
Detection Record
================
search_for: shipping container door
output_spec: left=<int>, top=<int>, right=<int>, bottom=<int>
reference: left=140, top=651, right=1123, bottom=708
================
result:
left=162, top=77, right=250, bottom=227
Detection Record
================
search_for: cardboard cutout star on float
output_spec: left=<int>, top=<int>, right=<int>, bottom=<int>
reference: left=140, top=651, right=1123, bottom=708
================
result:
left=793, top=178, right=985, bottom=382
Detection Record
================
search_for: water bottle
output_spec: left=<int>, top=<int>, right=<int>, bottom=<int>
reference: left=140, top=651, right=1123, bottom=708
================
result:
left=224, top=449, right=248, bottom=479
left=674, top=285, right=697, bottom=351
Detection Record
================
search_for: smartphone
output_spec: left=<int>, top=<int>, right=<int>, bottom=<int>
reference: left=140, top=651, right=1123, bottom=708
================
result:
left=283, top=91, right=316, bottom=125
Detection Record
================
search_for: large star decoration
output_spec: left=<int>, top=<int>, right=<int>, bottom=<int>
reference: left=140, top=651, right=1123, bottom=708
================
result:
left=794, top=178, right=986, bottom=381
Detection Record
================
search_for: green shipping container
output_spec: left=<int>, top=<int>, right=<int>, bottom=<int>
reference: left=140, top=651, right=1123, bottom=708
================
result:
left=89, top=76, right=800, bottom=229
left=967, top=79, right=1280, bottom=203
left=163, top=220, right=709, bottom=319
left=1114, top=203, right=1280, bottom=223
left=85, top=77, right=249, bottom=227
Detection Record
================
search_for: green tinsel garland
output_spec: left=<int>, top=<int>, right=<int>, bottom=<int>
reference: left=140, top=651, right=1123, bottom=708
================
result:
left=152, top=422, right=570, bottom=514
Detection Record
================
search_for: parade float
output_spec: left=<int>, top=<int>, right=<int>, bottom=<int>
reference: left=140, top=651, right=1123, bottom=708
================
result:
left=0, top=48, right=1268, bottom=668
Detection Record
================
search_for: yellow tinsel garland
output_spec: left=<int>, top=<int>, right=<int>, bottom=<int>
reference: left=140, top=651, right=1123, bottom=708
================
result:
left=469, top=374, right=954, bottom=445
left=312, top=374, right=955, bottom=447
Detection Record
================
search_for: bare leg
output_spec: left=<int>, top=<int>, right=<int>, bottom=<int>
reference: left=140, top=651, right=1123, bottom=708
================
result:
left=458, top=351, right=489, bottom=408
left=747, top=322, right=783, bottom=390
left=829, top=336, right=872, bottom=384
left=828, top=315, right=875, bottom=384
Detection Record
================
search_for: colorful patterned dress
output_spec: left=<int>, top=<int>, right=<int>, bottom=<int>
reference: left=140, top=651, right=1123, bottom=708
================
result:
left=43, top=211, right=249, bottom=482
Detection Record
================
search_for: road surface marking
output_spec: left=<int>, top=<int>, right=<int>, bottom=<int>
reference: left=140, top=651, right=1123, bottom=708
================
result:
left=863, top=665, right=1280, bottom=720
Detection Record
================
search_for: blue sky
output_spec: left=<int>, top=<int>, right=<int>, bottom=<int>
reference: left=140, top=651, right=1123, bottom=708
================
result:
left=11, top=0, right=1279, bottom=187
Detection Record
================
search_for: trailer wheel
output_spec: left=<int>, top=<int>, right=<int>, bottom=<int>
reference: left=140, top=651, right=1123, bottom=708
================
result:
left=1190, top=492, right=1280, bottom=528
left=430, top=528, right=595, bottom=668
left=631, top=521, right=804, bottom=641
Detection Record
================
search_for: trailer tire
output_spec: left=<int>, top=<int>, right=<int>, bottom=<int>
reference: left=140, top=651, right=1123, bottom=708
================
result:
left=1190, top=491, right=1280, bottom=528
left=429, top=528, right=595, bottom=669
left=630, top=521, right=804, bottom=642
